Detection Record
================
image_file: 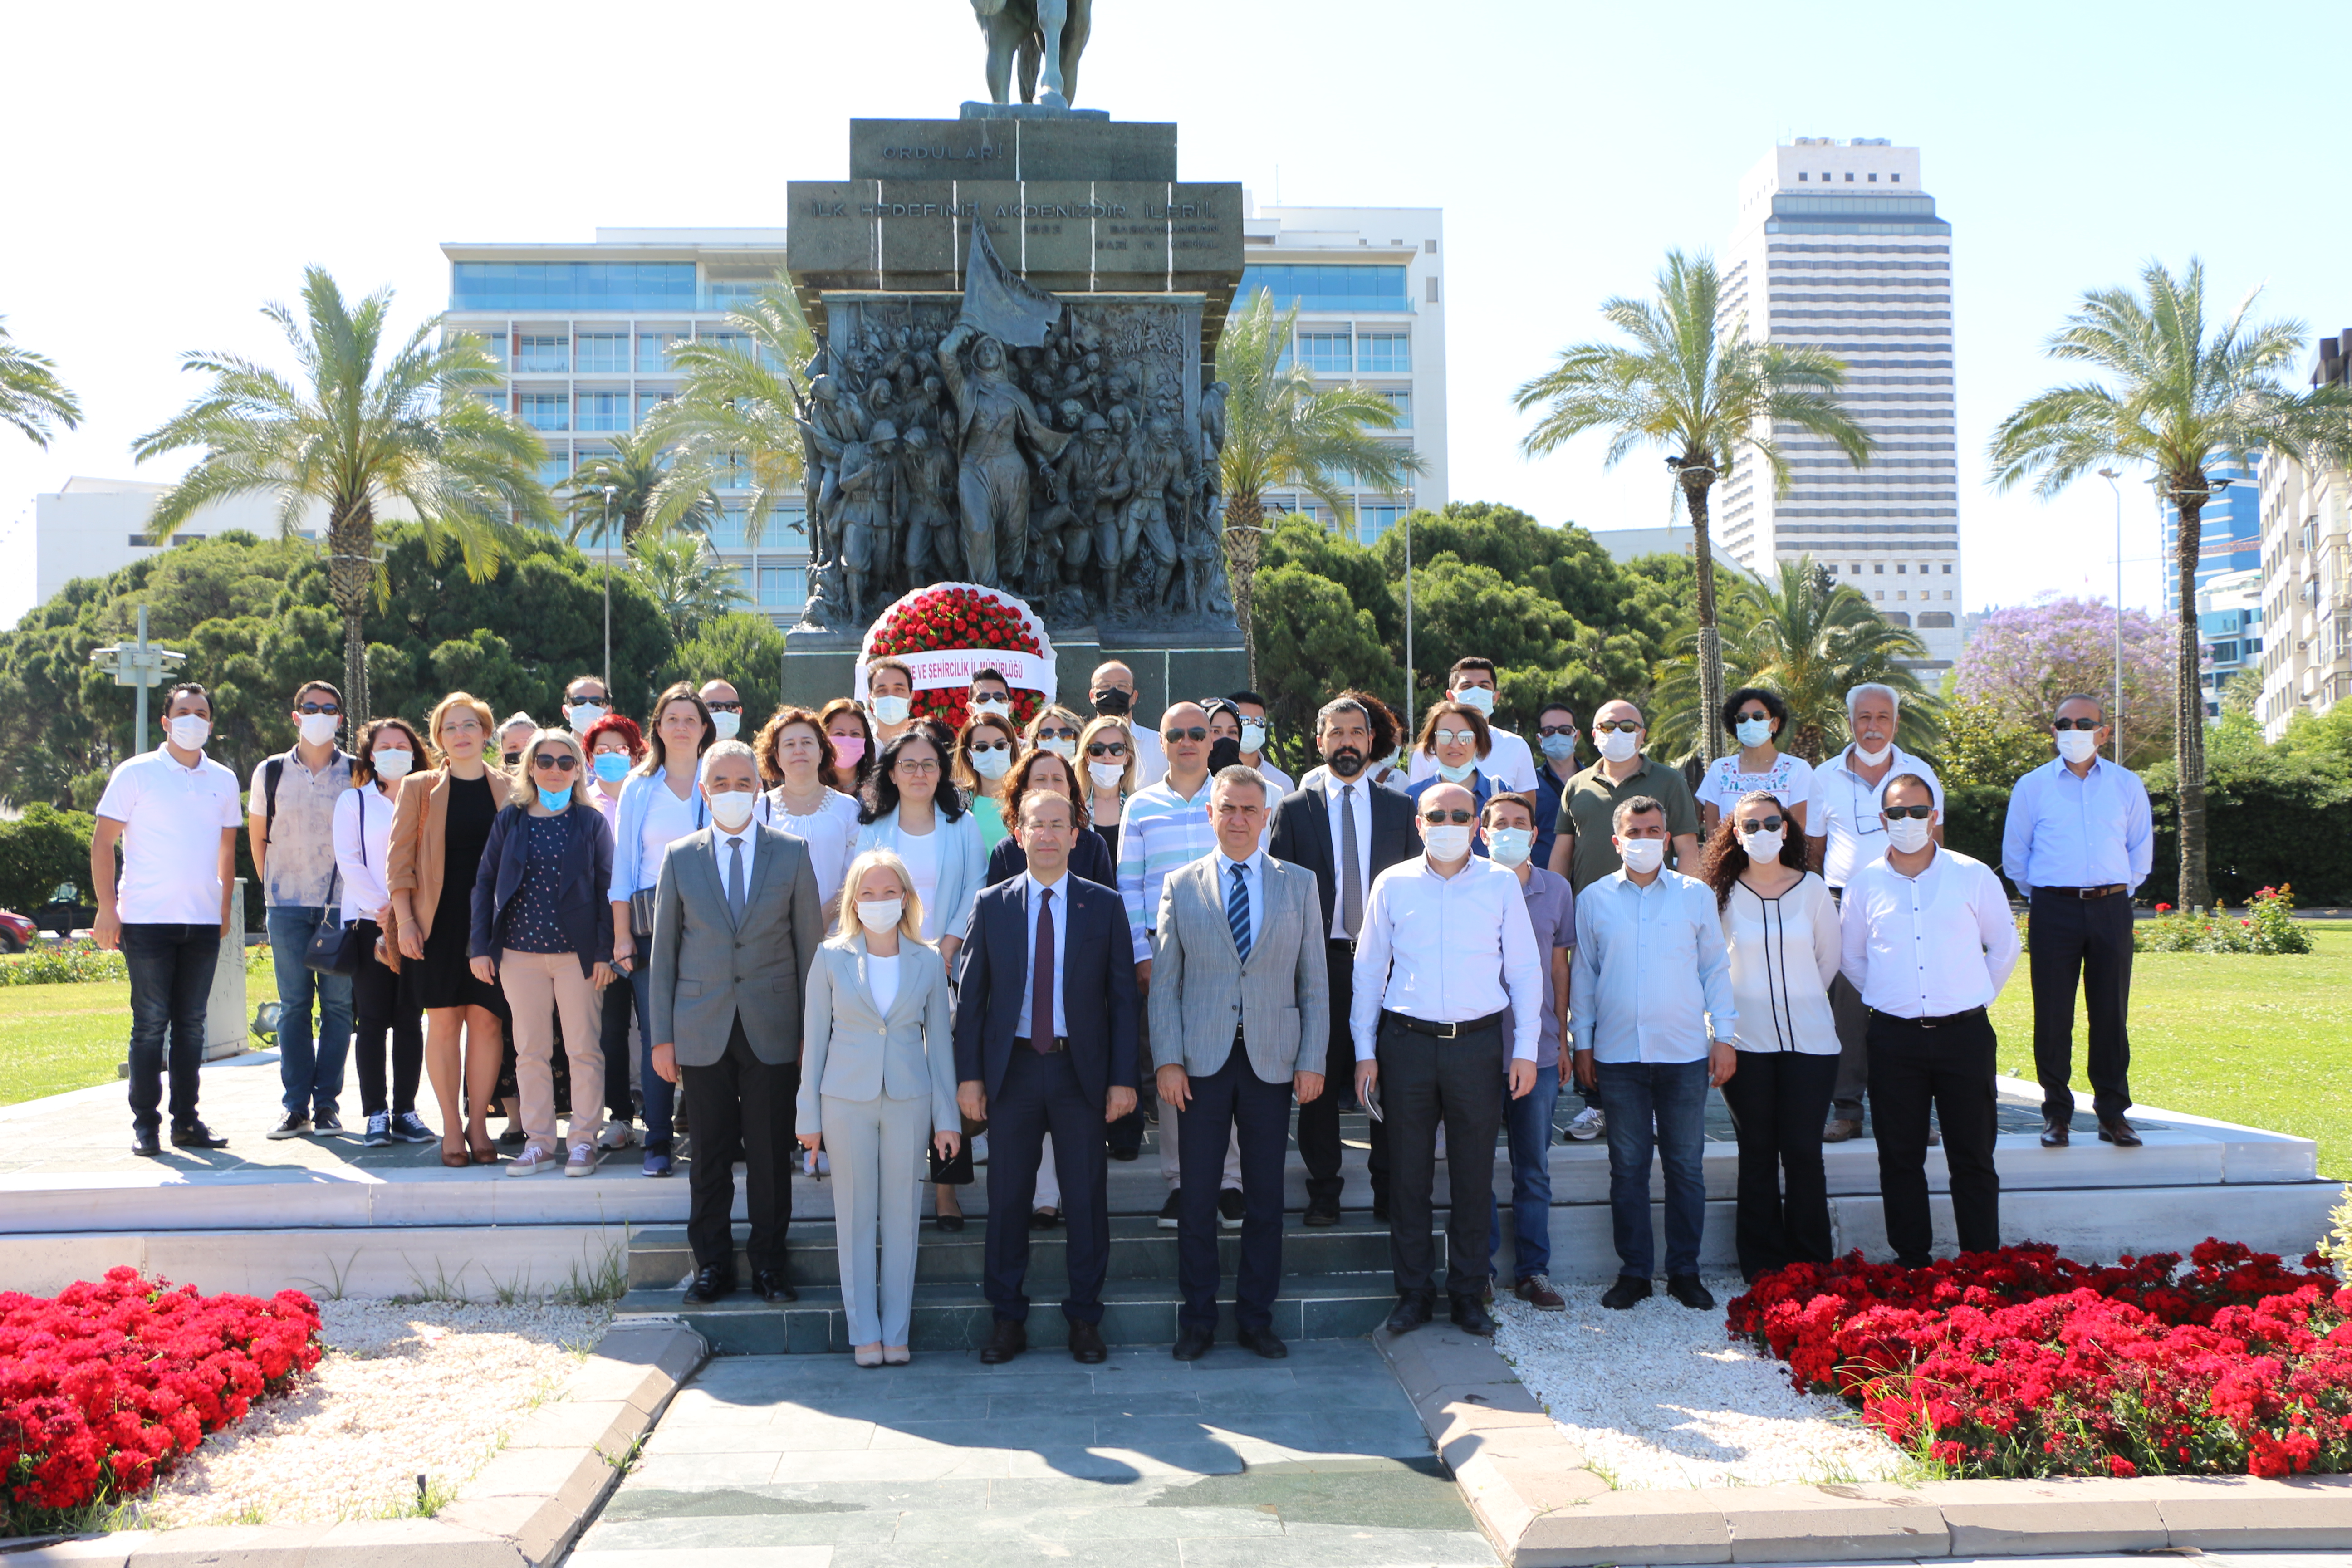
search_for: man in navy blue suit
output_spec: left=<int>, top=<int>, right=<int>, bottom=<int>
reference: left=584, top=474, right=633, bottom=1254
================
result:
left=955, top=788, right=1142, bottom=1364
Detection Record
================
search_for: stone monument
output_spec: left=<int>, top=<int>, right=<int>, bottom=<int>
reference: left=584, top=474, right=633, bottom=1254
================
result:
left=776, top=13, right=1248, bottom=719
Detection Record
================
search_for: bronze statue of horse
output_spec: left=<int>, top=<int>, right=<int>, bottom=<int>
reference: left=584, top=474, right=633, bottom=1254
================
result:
left=970, top=0, right=1092, bottom=109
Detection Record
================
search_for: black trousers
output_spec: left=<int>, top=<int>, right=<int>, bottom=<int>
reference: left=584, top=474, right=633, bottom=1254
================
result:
left=1719, top=1050, right=1838, bottom=1281
left=2029, top=888, right=2135, bottom=1121
left=1377, top=1015, right=1504, bottom=1302
left=598, top=967, right=637, bottom=1122
left=984, top=1047, right=1110, bottom=1325
left=349, top=921, right=423, bottom=1117
left=1178, top=1046, right=1292, bottom=1333
left=1867, top=1009, right=2001, bottom=1267
left=679, top=1016, right=798, bottom=1276
left=122, top=923, right=219, bottom=1135
left=1298, top=939, right=1388, bottom=1206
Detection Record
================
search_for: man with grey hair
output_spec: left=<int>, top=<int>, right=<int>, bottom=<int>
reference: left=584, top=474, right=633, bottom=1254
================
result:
left=1805, top=682, right=1942, bottom=1143
left=1269, top=696, right=1421, bottom=1225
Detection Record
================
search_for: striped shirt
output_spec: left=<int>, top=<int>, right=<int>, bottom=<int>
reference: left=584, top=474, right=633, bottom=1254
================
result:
left=1114, top=772, right=1215, bottom=962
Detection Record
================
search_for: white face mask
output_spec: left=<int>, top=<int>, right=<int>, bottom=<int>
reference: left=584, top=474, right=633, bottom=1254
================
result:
left=372, top=748, right=414, bottom=782
left=297, top=712, right=340, bottom=747
left=1735, top=717, right=1774, bottom=749
left=1597, top=728, right=1639, bottom=764
left=1041, top=737, right=1078, bottom=760
left=857, top=896, right=904, bottom=933
left=1452, top=686, right=1495, bottom=715
left=1744, top=827, right=1785, bottom=862
left=1088, top=760, right=1125, bottom=790
left=872, top=694, right=912, bottom=726
left=566, top=702, right=607, bottom=733
left=1884, top=814, right=1934, bottom=853
left=970, top=746, right=1012, bottom=780
left=1853, top=740, right=1893, bottom=766
left=1617, top=837, right=1666, bottom=874
left=1434, top=757, right=1478, bottom=784
left=167, top=714, right=211, bottom=751
left=2055, top=729, right=2099, bottom=764
left=1239, top=720, right=1266, bottom=753
left=972, top=696, right=1011, bottom=717
left=708, top=788, right=757, bottom=832
left=1487, top=826, right=1534, bottom=867
left=1424, top=823, right=1473, bottom=861
left=710, top=710, right=742, bottom=741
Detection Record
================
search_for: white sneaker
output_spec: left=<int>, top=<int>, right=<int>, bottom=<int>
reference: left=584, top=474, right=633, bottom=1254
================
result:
left=1566, top=1107, right=1606, bottom=1142
left=596, top=1123, right=635, bottom=1152
left=507, top=1146, right=558, bottom=1177
left=565, top=1143, right=599, bottom=1178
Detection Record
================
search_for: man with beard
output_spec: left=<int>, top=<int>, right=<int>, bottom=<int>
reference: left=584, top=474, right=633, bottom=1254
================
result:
left=1267, top=696, right=1420, bottom=1225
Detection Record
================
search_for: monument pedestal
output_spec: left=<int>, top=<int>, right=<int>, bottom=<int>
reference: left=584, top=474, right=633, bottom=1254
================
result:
left=782, top=623, right=1247, bottom=726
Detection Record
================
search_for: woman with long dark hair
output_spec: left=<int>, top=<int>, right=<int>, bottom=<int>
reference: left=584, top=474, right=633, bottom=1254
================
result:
left=819, top=697, right=877, bottom=799
left=852, top=727, right=985, bottom=970
left=1698, top=789, right=1842, bottom=1281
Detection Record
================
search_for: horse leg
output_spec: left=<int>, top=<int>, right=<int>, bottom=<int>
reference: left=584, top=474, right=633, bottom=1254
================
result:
left=984, top=22, right=1016, bottom=104
left=1018, top=34, right=1040, bottom=104
left=1058, top=0, right=1089, bottom=107
left=1035, top=0, right=1068, bottom=107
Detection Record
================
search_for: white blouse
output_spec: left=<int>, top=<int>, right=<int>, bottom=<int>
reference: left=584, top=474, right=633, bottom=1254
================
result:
left=1720, top=872, right=1842, bottom=1055
left=1698, top=752, right=1814, bottom=818
left=331, top=783, right=398, bottom=923
left=757, top=787, right=862, bottom=906
left=637, top=778, right=705, bottom=886
left=895, top=825, right=943, bottom=940
left=866, top=952, right=900, bottom=1015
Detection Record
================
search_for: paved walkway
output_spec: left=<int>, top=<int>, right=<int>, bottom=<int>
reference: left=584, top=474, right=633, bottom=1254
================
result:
left=565, top=1340, right=1495, bottom=1568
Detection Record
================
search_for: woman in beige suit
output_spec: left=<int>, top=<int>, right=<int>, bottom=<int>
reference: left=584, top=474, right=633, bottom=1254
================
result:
left=798, top=849, right=960, bottom=1367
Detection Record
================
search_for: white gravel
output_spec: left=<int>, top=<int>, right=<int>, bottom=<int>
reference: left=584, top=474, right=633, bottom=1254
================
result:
left=143, top=1298, right=611, bottom=1527
left=1491, top=1276, right=1907, bottom=1490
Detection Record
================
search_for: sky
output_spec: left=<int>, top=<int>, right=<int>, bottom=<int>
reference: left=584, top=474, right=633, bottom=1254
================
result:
left=6, top=0, right=2350, bottom=619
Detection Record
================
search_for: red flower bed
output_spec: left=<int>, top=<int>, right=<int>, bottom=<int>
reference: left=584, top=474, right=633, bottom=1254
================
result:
left=863, top=584, right=1047, bottom=735
left=1727, top=1241, right=2352, bottom=1480
left=0, top=1269, right=322, bottom=1531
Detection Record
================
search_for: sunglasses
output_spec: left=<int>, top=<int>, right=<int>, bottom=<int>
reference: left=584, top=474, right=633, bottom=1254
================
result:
left=1536, top=724, right=1578, bottom=739
left=1420, top=808, right=1475, bottom=825
left=970, top=741, right=1010, bottom=755
left=2051, top=716, right=2102, bottom=730
left=531, top=753, right=579, bottom=772
left=1883, top=803, right=1934, bottom=820
left=1087, top=742, right=1128, bottom=758
left=1039, top=726, right=1079, bottom=741
left=1163, top=726, right=1210, bottom=743
left=1594, top=720, right=1642, bottom=734
left=705, top=701, right=744, bottom=714
left=1735, top=710, right=1773, bottom=725
left=294, top=702, right=341, bottom=716
left=1737, top=815, right=1786, bottom=834
left=1433, top=728, right=1478, bottom=747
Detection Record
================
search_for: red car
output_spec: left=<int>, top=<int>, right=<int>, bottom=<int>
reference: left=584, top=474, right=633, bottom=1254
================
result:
left=0, top=910, right=34, bottom=954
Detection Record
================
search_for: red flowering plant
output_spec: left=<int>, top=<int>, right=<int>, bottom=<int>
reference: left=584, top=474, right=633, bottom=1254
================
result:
left=0, top=1268, right=322, bottom=1532
left=860, top=583, right=1051, bottom=735
left=1727, top=1241, right=2352, bottom=1481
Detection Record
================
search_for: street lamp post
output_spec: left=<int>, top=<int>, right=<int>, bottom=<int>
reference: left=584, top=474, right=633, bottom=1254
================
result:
left=601, top=485, right=617, bottom=695
left=90, top=603, right=184, bottom=755
left=2098, top=468, right=2126, bottom=762
left=1402, top=506, right=1416, bottom=745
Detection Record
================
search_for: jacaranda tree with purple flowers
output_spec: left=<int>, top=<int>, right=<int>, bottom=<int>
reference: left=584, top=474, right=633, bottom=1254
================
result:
left=1951, top=596, right=2176, bottom=771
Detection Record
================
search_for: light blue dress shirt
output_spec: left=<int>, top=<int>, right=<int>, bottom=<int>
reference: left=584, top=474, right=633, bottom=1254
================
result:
left=2000, top=755, right=2154, bottom=897
left=1568, top=868, right=1737, bottom=1064
left=1016, top=872, right=1070, bottom=1039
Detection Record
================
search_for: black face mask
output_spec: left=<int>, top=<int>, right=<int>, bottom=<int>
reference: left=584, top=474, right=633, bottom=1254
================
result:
left=1207, top=737, right=1242, bottom=774
left=1091, top=688, right=1132, bottom=716
left=1325, top=746, right=1367, bottom=779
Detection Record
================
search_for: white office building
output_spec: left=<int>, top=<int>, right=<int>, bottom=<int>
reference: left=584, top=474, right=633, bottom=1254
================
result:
left=2254, top=329, right=2352, bottom=737
left=1240, top=201, right=1447, bottom=541
left=0, top=478, right=326, bottom=630
left=1720, top=139, right=1962, bottom=670
left=440, top=230, right=812, bottom=627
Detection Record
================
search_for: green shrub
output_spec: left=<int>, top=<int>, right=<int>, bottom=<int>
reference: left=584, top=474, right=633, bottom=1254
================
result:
left=2136, top=885, right=2314, bottom=955
left=0, top=803, right=98, bottom=914
left=0, top=940, right=127, bottom=985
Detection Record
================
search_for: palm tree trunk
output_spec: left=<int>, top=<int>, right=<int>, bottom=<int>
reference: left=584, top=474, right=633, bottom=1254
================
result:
left=326, top=505, right=373, bottom=725
left=2172, top=481, right=2210, bottom=909
left=1225, top=491, right=1265, bottom=688
left=1682, top=467, right=1725, bottom=762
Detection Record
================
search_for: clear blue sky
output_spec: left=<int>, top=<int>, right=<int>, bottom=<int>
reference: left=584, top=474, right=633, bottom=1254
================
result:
left=5, top=0, right=2347, bottom=616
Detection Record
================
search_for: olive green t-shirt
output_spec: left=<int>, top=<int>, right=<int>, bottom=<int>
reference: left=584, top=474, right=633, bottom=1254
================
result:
left=1562, top=757, right=1702, bottom=892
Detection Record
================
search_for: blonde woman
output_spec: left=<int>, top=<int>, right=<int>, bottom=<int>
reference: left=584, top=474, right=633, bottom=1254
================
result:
left=1025, top=704, right=1085, bottom=763
left=467, top=728, right=617, bottom=1178
left=1077, top=713, right=1137, bottom=863
left=953, top=713, right=1023, bottom=851
left=797, top=850, right=958, bottom=1367
left=387, top=693, right=510, bottom=1168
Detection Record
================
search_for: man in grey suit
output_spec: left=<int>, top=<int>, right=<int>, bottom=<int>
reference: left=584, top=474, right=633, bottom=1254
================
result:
left=1152, top=764, right=1329, bottom=1360
left=647, top=741, right=825, bottom=1305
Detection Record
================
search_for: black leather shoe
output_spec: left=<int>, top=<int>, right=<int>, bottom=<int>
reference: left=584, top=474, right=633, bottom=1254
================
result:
left=1171, top=1326, right=1214, bottom=1361
left=1236, top=1325, right=1288, bottom=1358
left=1449, top=1296, right=1498, bottom=1337
left=132, top=1127, right=162, bottom=1157
left=2041, top=1115, right=2071, bottom=1147
left=682, top=1265, right=735, bottom=1304
left=752, top=1269, right=796, bottom=1303
left=1067, top=1319, right=1107, bottom=1363
left=170, top=1120, right=228, bottom=1149
left=1302, top=1193, right=1341, bottom=1227
left=1601, top=1276, right=1653, bottom=1311
left=2098, top=1115, right=2142, bottom=1147
left=979, top=1319, right=1027, bottom=1364
left=1666, top=1274, right=1716, bottom=1311
left=1383, top=1294, right=1433, bottom=1335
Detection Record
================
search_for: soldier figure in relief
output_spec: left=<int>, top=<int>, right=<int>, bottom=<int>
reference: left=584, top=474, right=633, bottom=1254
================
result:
left=937, top=322, right=1070, bottom=592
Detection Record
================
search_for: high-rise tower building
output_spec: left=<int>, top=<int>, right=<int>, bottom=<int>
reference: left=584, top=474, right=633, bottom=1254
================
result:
left=1720, top=139, right=1961, bottom=670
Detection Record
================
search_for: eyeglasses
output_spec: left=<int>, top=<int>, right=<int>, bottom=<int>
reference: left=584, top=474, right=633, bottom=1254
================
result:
left=705, top=701, right=743, bottom=714
left=294, top=702, right=341, bottom=716
left=1594, top=720, right=1642, bottom=734
left=1882, top=803, right=1934, bottom=820
left=1087, top=742, right=1128, bottom=758
left=1737, top=815, right=1786, bottom=834
left=1039, top=726, right=1079, bottom=741
left=1163, top=726, right=1209, bottom=743
left=531, top=753, right=579, bottom=773
left=895, top=759, right=942, bottom=775
left=2051, top=716, right=2102, bottom=731
left=1420, top=808, right=1475, bottom=825
left=1536, top=724, right=1578, bottom=739
left=1433, top=728, right=1477, bottom=747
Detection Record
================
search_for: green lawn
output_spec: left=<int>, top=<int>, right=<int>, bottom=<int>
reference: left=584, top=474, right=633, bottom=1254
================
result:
left=1989, top=923, right=2352, bottom=1181
left=0, top=980, right=135, bottom=1107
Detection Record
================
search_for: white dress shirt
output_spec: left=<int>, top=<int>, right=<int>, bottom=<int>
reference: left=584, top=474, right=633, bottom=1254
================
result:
left=1323, top=777, right=1376, bottom=941
left=1017, top=872, right=1071, bottom=1039
left=2000, top=755, right=2154, bottom=897
left=1130, top=725, right=1168, bottom=787
left=1808, top=744, right=1945, bottom=889
left=1246, top=759, right=1296, bottom=796
left=1721, top=874, right=1841, bottom=1055
left=1840, top=847, right=2022, bottom=1018
left=1568, top=869, right=1737, bottom=1064
left=1406, top=725, right=1539, bottom=791
left=1349, top=855, right=1544, bottom=1063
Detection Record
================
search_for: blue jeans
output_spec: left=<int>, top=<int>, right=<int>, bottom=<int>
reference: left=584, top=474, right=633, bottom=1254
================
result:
left=1596, top=1058, right=1710, bottom=1280
left=1489, top=1062, right=1561, bottom=1281
left=123, top=923, right=220, bottom=1135
left=631, top=963, right=676, bottom=1152
left=267, top=905, right=355, bottom=1118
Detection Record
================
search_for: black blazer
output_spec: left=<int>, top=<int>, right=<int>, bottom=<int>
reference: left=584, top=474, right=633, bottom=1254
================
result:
left=1267, top=775, right=1420, bottom=936
left=952, top=875, right=1139, bottom=1107
left=469, top=804, right=616, bottom=976
left=983, top=827, right=1117, bottom=890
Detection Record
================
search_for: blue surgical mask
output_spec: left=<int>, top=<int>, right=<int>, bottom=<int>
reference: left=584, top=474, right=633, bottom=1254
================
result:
left=1539, top=733, right=1576, bottom=762
left=593, top=752, right=631, bottom=783
left=1735, top=717, right=1775, bottom=749
left=1435, top=758, right=1478, bottom=784
left=537, top=785, right=573, bottom=812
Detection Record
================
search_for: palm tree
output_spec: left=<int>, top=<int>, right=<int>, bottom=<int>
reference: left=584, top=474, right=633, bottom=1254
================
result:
left=1214, top=290, right=1424, bottom=679
left=1649, top=557, right=1936, bottom=763
left=1989, top=258, right=2352, bottom=908
left=1515, top=250, right=1875, bottom=762
left=626, top=532, right=750, bottom=642
left=561, top=422, right=722, bottom=547
left=131, top=267, right=552, bottom=720
left=0, top=318, right=82, bottom=447
left=647, top=273, right=815, bottom=550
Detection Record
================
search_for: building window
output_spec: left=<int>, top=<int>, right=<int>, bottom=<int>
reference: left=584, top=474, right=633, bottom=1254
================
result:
left=1379, top=389, right=1412, bottom=428
left=1874, top=590, right=1885, bottom=601
left=1298, top=331, right=1352, bottom=374
left=1357, top=333, right=1411, bottom=373
left=699, top=330, right=752, bottom=358
left=1359, top=504, right=1409, bottom=544
left=1896, top=590, right=1907, bottom=601
left=1868, top=173, right=1878, bottom=182
left=1426, top=276, right=1440, bottom=304
left=515, top=335, right=569, bottom=373
left=1883, top=610, right=1911, bottom=627
left=1798, top=172, right=1808, bottom=181
left=1891, top=173, right=1901, bottom=182
left=575, top=333, right=628, bottom=372
left=707, top=507, right=748, bottom=549
left=768, top=508, right=809, bottom=550
left=1919, top=611, right=1954, bottom=628
left=536, top=456, right=570, bottom=488
left=1234, top=264, right=1409, bottom=314
left=1824, top=563, right=1838, bottom=573
left=755, top=565, right=805, bottom=611
left=1873, top=564, right=1884, bottom=574
left=637, top=333, right=682, bottom=373
left=576, top=392, right=628, bottom=431
left=451, top=261, right=695, bottom=313
left=635, top=391, right=672, bottom=426
left=1896, top=564, right=1906, bottom=573
left=520, top=392, right=569, bottom=431
left=1851, top=562, right=1862, bottom=573
left=1941, top=564, right=1952, bottom=573
left=1943, top=590, right=1953, bottom=601
left=1845, top=172, right=1855, bottom=182
left=1424, top=238, right=1437, bottom=254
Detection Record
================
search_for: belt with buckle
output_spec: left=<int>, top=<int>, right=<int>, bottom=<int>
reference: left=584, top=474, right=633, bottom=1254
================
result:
left=1872, top=1006, right=1984, bottom=1029
left=2038, top=884, right=2127, bottom=900
left=1382, top=1008, right=1507, bottom=1040
left=1013, top=1036, right=1070, bottom=1054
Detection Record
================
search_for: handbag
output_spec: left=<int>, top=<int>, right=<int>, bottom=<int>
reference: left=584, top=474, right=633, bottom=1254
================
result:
left=303, top=789, right=368, bottom=975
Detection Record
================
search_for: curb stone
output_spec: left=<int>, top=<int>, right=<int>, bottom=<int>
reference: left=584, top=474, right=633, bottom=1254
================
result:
left=1372, top=1320, right=2352, bottom=1565
left=5, top=1320, right=708, bottom=1568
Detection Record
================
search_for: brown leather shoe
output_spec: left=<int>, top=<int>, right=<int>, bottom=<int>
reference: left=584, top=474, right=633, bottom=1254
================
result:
left=979, top=1318, right=1027, bottom=1364
left=1514, top=1274, right=1567, bottom=1312
left=2097, top=1115, right=2142, bottom=1148
left=1822, top=1117, right=1863, bottom=1143
left=2041, top=1115, right=2071, bottom=1147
